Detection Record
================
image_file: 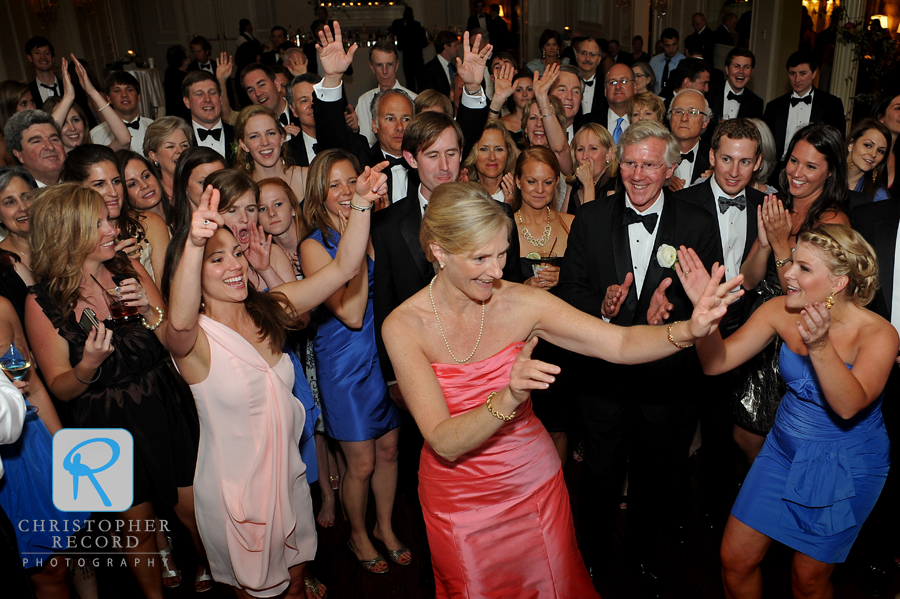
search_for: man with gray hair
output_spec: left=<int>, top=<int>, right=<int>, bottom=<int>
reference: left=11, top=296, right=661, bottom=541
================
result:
left=356, top=40, right=417, bottom=145
left=557, top=120, right=718, bottom=597
left=4, top=109, right=65, bottom=187
left=668, top=88, right=712, bottom=190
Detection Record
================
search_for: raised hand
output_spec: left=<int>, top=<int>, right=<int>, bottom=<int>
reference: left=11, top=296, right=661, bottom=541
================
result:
left=457, top=31, right=492, bottom=92
left=190, top=185, right=225, bottom=247
left=646, top=278, right=673, bottom=325
left=284, top=123, right=301, bottom=137
left=60, top=57, right=75, bottom=99
left=354, top=162, right=388, bottom=202
left=245, top=225, right=273, bottom=272
left=70, top=55, right=98, bottom=96
left=602, top=272, right=633, bottom=319
left=458, top=167, right=469, bottom=183
left=81, top=321, right=114, bottom=371
left=491, top=62, right=516, bottom=104
left=675, top=246, right=712, bottom=305
left=216, top=52, right=234, bottom=80
left=798, top=302, right=832, bottom=351
left=532, top=62, right=559, bottom=100
left=762, top=194, right=792, bottom=251
left=316, top=22, right=357, bottom=77
left=688, top=265, right=745, bottom=339
left=755, top=204, right=770, bottom=249
left=507, top=336, right=560, bottom=404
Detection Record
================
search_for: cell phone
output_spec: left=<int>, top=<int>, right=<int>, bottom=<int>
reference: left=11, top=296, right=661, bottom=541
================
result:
left=79, top=308, right=100, bottom=334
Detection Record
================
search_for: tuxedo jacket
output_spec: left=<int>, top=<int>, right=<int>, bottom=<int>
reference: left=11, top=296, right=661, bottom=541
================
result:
left=418, top=57, right=452, bottom=98
left=372, top=189, right=522, bottom=380
left=556, top=190, right=718, bottom=420
left=685, top=27, right=717, bottom=64
left=704, top=83, right=764, bottom=143
left=678, top=140, right=712, bottom=187
left=286, top=133, right=314, bottom=167
left=191, top=122, right=236, bottom=163
left=187, top=59, right=218, bottom=73
left=29, top=78, right=97, bottom=128
left=851, top=200, right=900, bottom=322
left=763, top=87, right=846, bottom=159
left=715, top=25, right=736, bottom=47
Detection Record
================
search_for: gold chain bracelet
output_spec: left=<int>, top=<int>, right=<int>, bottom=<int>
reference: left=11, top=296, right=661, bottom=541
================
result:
left=485, top=392, right=516, bottom=422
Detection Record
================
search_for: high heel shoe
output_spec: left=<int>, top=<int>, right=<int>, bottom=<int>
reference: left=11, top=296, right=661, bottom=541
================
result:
left=159, top=536, right=181, bottom=589
left=348, top=540, right=388, bottom=574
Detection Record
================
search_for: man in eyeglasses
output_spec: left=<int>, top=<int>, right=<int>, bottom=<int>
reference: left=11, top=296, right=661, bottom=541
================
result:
left=667, top=89, right=712, bottom=191
left=558, top=120, right=717, bottom=597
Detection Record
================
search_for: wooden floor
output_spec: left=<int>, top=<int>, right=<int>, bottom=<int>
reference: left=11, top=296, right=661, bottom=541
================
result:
left=97, top=453, right=900, bottom=599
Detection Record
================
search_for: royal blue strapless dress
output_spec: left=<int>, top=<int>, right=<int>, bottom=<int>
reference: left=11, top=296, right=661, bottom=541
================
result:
left=731, top=345, right=890, bottom=563
left=307, top=229, right=401, bottom=442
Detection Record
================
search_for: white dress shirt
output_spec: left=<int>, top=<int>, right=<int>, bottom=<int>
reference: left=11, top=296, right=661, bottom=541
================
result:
left=34, top=77, right=63, bottom=104
left=566, top=124, right=574, bottom=143
left=721, top=82, right=743, bottom=121
left=709, top=177, right=748, bottom=283
left=302, top=131, right=318, bottom=162
left=418, top=185, right=429, bottom=217
left=356, top=81, right=417, bottom=145
left=673, top=141, right=700, bottom=187
left=785, top=89, right=814, bottom=157
left=437, top=54, right=454, bottom=87
left=581, top=75, right=597, bottom=114
left=192, top=119, right=226, bottom=158
left=626, top=192, right=665, bottom=296
left=90, top=116, right=153, bottom=154
left=385, top=150, right=409, bottom=204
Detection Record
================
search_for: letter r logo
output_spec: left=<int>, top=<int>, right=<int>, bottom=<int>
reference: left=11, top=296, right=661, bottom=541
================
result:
left=53, top=429, right=133, bottom=512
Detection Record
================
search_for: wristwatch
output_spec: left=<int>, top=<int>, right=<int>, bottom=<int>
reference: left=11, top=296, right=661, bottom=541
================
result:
left=775, top=256, right=792, bottom=268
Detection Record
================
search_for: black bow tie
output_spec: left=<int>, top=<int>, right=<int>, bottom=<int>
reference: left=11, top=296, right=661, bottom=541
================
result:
left=790, top=95, right=812, bottom=107
left=680, top=151, right=694, bottom=163
left=623, top=207, right=659, bottom=233
left=717, top=195, right=746, bottom=213
left=278, top=112, right=289, bottom=126
left=727, top=91, right=743, bottom=102
left=39, top=82, right=59, bottom=95
left=198, top=127, right=222, bottom=142
left=125, top=120, right=141, bottom=130
left=200, top=63, right=212, bottom=71
left=583, top=78, right=595, bottom=87
left=384, top=154, right=407, bottom=169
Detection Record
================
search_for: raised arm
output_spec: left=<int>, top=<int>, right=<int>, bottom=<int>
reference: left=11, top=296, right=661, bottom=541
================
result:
left=71, top=55, right=132, bottom=151
left=532, top=64, right=574, bottom=175
left=488, top=63, right=516, bottom=120
left=317, top=22, right=358, bottom=89
left=216, top=52, right=234, bottom=123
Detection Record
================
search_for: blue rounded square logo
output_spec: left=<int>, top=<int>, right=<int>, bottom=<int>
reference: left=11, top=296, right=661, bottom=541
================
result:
left=52, top=429, right=133, bottom=512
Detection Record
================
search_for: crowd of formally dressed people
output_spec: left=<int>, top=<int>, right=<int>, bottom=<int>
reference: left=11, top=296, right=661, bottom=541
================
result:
left=1, top=6, right=900, bottom=599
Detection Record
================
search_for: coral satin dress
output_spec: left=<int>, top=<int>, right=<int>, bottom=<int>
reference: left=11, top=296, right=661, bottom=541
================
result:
left=422, top=342, right=599, bottom=598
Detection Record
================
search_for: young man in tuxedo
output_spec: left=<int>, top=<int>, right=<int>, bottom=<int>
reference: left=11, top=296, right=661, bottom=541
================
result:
left=25, top=37, right=62, bottom=106
left=763, top=50, right=846, bottom=159
left=356, top=40, right=417, bottom=146
left=89, top=72, right=154, bottom=153
left=261, top=26, right=288, bottom=65
left=182, top=70, right=234, bottom=162
left=240, top=63, right=297, bottom=139
left=704, top=48, right=764, bottom=143
left=668, top=89, right=711, bottom=191
left=186, top=36, right=217, bottom=73
left=557, top=120, right=717, bottom=596
left=418, top=31, right=460, bottom=98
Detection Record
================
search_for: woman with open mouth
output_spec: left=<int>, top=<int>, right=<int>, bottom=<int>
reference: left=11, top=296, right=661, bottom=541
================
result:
left=300, top=149, right=409, bottom=575
left=845, top=118, right=891, bottom=202
left=234, top=105, right=307, bottom=205
left=63, top=145, right=171, bottom=285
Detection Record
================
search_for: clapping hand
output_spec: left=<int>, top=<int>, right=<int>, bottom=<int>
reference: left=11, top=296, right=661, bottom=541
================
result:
left=317, top=22, right=357, bottom=77
left=507, top=336, right=559, bottom=405
left=70, top=55, right=97, bottom=96
left=797, top=302, right=831, bottom=352
left=344, top=103, right=360, bottom=131
left=686, top=260, right=745, bottom=339
left=646, top=278, right=673, bottom=325
left=762, top=194, right=792, bottom=252
left=60, top=57, right=75, bottom=100
left=601, top=272, right=633, bottom=319
left=190, top=185, right=225, bottom=247
left=668, top=176, right=686, bottom=192
left=245, top=225, right=273, bottom=272
left=500, top=172, right=515, bottom=204
left=457, top=31, right=492, bottom=92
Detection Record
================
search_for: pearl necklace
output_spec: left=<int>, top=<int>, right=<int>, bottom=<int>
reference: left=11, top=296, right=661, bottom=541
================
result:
left=517, top=206, right=552, bottom=247
left=429, top=275, right=485, bottom=364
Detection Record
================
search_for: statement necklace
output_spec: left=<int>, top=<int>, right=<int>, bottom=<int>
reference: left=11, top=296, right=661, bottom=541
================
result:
left=517, top=206, right=552, bottom=247
left=429, top=275, right=485, bottom=364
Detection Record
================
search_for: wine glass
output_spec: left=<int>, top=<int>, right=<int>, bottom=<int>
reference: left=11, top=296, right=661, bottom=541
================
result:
left=0, top=339, right=31, bottom=381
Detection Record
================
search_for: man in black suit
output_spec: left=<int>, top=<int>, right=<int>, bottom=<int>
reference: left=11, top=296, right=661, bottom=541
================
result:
left=418, top=31, right=459, bottom=98
left=849, top=201, right=900, bottom=594
left=557, top=120, right=718, bottom=595
left=182, top=70, right=235, bottom=163
left=763, top=50, right=846, bottom=160
left=261, top=26, right=288, bottom=66
left=187, top=36, right=217, bottom=73
left=240, top=63, right=298, bottom=140
left=487, top=4, right=509, bottom=52
left=668, top=89, right=712, bottom=191
left=607, top=39, right=631, bottom=66
left=705, top=48, right=764, bottom=143
left=675, top=119, right=765, bottom=525
left=466, top=0, right=490, bottom=34
left=576, top=38, right=603, bottom=118
left=684, top=12, right=717, bottom=65
left=660, top=57, right=710, bottom=104
left=285, top=74, right=321, bottom=167
left=25, top=36, right=62, bottom=106
left=715, top=13, right=739, bottom=47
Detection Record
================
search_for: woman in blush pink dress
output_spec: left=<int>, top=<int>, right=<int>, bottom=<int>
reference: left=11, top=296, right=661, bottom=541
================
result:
left=162, top=164, right=385, bottom=598
left=382, top=182, right=743, bottom=598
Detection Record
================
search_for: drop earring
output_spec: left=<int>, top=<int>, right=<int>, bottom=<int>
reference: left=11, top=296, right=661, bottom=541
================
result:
left=825, top=291, right=835, bottom=309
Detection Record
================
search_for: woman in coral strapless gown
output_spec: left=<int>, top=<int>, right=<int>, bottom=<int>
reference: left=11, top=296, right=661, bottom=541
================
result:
left=382, top=183, right=743, bottom=598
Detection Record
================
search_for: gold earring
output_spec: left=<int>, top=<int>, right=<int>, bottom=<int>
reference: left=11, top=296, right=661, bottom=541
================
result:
left=825, top=292, right=835, bottom=309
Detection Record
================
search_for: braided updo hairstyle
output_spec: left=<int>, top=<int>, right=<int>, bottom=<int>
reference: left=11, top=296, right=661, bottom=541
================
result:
left=798, top=224, right=879, bottom=308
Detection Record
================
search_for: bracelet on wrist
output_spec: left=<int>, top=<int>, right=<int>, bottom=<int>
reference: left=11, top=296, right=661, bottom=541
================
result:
left=349, top=201, right=374, bottom=212
left=98, top=103, right=111, bottom=112
left=774, top=256, right=792, bottom=268
left=74, top=365, right=102, bottom=385
left=485, top=391, right=516, bottom=422
left=488, top=107, right=501, bottom=115
left=539, top=107, right=555, bottom=118
left=666, top=321, right=694, bottom=349
left=141, top=306, right=165, bottom=331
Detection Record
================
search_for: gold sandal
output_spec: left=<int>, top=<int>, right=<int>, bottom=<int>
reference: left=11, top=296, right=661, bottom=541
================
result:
left=347, top=540, right=388, bottom=574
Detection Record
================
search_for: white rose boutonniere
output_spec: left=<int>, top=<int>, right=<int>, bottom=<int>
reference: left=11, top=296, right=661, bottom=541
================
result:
left=656, top=244, right=678, bottom=269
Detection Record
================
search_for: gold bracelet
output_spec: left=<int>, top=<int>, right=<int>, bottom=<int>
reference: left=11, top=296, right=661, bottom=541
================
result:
left=485, top=392, right=516, bottom=421
left=141, top=306, right=164, bottom=331
left=666, top=321, right=694, bottom=349
left=349, top=201, right=373, bottom=212
left=539, top=107, right=555, bottom=118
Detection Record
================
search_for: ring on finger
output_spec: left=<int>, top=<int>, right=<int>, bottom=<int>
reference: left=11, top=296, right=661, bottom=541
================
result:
left=683, top=270, right=691, bottom=276
left=203, top=219, right=209, bottom=226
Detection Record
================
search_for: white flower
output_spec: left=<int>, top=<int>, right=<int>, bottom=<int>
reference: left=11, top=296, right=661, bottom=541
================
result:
left=656, top=244, right=678, bottom=269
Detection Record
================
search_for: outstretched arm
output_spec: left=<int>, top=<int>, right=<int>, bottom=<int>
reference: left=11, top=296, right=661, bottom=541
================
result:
left=69, top=55, right=132, bottom=150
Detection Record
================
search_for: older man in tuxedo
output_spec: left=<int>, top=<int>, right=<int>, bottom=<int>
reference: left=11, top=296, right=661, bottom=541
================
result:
left=668, top=89, right=712, bottom=191
left=557, top=120, right=717, bottom=597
